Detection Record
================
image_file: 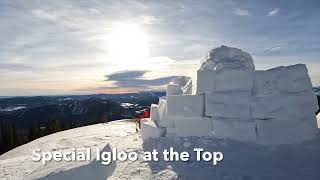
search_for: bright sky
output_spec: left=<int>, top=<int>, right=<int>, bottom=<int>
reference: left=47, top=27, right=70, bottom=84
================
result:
left=0, top=0, right=320, bottom=96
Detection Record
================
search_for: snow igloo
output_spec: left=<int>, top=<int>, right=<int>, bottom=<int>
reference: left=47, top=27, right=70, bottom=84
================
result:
left=141, top=45, right=319, bottom=145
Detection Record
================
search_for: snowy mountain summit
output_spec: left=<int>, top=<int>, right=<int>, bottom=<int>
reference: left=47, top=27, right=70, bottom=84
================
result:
left=143, top=45, right=319, bottom=145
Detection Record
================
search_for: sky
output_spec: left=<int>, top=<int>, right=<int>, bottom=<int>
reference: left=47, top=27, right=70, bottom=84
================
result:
left=0, top=0, right=320, bottom=96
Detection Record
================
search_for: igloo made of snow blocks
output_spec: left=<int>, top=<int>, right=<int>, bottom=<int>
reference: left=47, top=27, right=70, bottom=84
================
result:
left=143, top=45, right=319, bottom=145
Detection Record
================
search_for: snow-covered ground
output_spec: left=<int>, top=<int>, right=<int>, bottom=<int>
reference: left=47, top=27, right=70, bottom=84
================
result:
left=1, top=120, right=320, bottom=180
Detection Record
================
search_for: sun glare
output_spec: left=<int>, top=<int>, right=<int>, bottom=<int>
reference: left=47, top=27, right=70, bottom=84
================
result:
left=107, top=24, right=149, bottom=69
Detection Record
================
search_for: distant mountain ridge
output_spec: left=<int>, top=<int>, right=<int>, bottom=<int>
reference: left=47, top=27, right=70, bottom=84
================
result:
left=0, top=91, right=165, bottom=155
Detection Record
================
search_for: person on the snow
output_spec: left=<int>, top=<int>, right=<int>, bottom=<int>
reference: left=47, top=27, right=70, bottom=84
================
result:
left=135, top=109, right=150, bottom=132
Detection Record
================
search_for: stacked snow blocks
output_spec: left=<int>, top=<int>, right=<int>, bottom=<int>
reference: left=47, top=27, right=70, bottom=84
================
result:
left=145, top=46, right=318, bottom=145
left=197, top=46, right=258, bottom=142
left=158, top=76, right=210, bottom=137
left=141, top=100, right=167, bottom=140
left=165, top=94, right=212, bottom=137
left=198, top=63, right=318, bottom=144
left=197, top=68, right=256, bottom=142
left=205, top=91, right=251, bottom=119
left=252, top=64, right=318, bottom=145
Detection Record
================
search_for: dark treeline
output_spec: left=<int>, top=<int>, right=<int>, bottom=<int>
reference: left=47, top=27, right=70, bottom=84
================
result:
left=317, top=94, right=320, bottom=114
left=0, top=113, right=108, bottom=155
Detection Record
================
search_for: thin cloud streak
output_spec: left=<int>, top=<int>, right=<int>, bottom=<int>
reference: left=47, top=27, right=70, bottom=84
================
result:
left=267, top=8, right=280, bottom=16
left=233, top=8, right=250, bottom=16
left=104, top=70, right=178, bottom=89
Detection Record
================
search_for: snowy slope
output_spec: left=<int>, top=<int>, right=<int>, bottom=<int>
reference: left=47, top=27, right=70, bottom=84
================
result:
left=1, top=120, right=320, bottom=180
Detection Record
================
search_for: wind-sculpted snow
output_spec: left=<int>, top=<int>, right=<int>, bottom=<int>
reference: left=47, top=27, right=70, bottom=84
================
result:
left=200, top=45, right=255, bottom=71
left=38, top=144, right=116, bottom=180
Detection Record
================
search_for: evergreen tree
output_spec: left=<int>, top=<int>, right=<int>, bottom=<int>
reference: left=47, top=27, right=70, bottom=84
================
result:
left=100, top=113, right=108, bottom=123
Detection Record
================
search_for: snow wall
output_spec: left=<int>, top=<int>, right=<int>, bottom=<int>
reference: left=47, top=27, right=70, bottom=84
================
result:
left=142, top=46, right=319, bottom=145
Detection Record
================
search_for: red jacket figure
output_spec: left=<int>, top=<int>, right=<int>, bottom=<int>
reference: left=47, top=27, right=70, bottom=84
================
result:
left=136, top=110, right=150, bottom=131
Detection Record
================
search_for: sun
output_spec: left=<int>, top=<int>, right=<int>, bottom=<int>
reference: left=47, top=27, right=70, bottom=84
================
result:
left=106, top=23, right=149, bottom=69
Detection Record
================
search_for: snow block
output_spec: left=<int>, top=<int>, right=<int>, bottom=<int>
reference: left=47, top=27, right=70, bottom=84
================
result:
left=166, top=128, right=177, bottom=134
left=205, top=92, right=251, bottom=118
left=150, top=104, right=160, bottom=121
left=282, top=92, right=316, bottom=119
left=251, top=94, right=281, bottom=119
left=141, top=120, right=165, bottom=140
left=158, top=116, right=175, bottom=128
left=256, top=118, right=317, bottom=145
left=253, top=68, right=285, bottom=96
left=211, top=118, right=257, bottom=142
left=279, top=64, right=313, bottom=93
left=196, top=70, right=215, bottom=94
left=166, top=84, right=182, bottom=96
left=175, top=117, right=213, bottom=137
left=254, top=64, right=313, bottom=96
left=251, top=91, right=319, bottom=119
left=167, top=95, right=204, bottom=117
left=166, top=132, right=177, bottom=137
left=215, top=69, right=254, bottom=92
left=158, top=99, right=167, bottom=121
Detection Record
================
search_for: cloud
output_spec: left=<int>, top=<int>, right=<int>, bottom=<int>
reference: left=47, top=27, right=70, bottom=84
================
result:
left=106, top=70, right=148, bottom=80
left=233, top=8, right=250, bottom=16
left=1, top=0, right=320, bottom=96
left=104, top=70, right=178, bottom=89
left=267, top=8, right=279, bottom=16
left=263, top=46, right=281, bottom=53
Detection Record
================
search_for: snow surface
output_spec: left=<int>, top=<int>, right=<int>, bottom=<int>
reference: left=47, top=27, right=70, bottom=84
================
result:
left=0, top=106, right=26, bottom=112
left=120, top=103, right=134, bottom=109
left=1, top=120, right=320, bottom=180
